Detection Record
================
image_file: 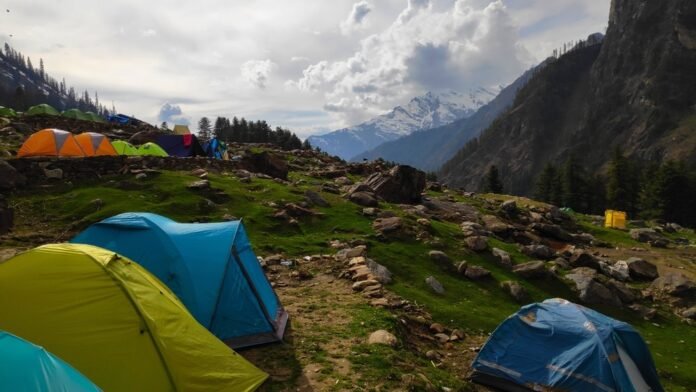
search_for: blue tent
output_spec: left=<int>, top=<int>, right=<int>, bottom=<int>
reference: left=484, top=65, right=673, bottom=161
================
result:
left=154, top=134, right=206, bottom=157
left=0, top=330, right=101, bottom=392
left=202, top=137, right=228, bottom=159
left=72, top=212, right=287, bottom=348
left=471, top=298, right=663, bottom=392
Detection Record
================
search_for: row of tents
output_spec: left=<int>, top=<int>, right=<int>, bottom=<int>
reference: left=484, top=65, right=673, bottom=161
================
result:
left=0, top=213, right=287, bottom=391
left=17, top=128, right=229, bottom=159
left=0, top=104, right=106, bottom=123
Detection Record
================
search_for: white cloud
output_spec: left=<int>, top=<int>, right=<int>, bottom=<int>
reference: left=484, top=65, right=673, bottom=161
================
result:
left=158, top=103, right=190, bottom=125
left=341, top=1, right=373, bottom=35
left=142, top=29, right=157, bottom=37
left=240, top=59, right=277, bottom=89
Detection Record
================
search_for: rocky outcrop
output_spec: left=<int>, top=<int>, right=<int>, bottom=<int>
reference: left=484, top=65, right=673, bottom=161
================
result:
left=373, top=217, right=403, bottom=234
left=240, top=151, right=289, bottom=180
left=566, top=267, right=621, bottom=306
left=363, top=165, right=426, bottom=204
left=651, top=273, right=695, bottom=298
left=625, top=257, right=659, bottom=281
left=512, top=261, right=548, bottom=279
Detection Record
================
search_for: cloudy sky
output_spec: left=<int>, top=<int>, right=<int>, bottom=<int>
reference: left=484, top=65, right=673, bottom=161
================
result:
left=1, top=0, right=609, bottom=137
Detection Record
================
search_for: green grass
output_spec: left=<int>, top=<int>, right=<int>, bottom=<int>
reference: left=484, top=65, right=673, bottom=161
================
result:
left=8, top=170, right=696, bottom=391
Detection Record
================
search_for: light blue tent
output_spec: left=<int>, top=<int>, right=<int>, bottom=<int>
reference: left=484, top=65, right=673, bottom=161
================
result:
left=471, top=298, right=663, bottom=392
left=0, top=330, right=101, bottom=392
left=72, top=212, right=287, bottom=348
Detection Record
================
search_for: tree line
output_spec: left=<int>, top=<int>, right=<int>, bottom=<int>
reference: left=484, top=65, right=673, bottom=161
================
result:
left=532, top=150, right=696, bottom=227
left=0, top=43, right=112, bottom=116
left=167, top=116, right=310, bottom=151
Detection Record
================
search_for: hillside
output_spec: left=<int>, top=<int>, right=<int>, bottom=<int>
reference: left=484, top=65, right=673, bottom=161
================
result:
left=1, top=141, right=695, bottom=390
left=308, top=89, right=496, bottom=161
left=439, top=0, right=696, bottom=195
left=352, top=65, right=542, bottom=172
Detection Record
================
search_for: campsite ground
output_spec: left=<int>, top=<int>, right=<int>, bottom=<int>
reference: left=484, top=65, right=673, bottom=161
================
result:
left=3, top=161, right=696, bottom=391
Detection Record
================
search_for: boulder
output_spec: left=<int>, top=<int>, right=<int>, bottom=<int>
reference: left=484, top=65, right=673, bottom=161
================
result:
left=566, top=268, right=621, bottom=306
left=682, top=306, right=696, bottom=320
left=521, top=244, right=556, bottom=260
left=512, top=261, right=548, bottom=279
left=373, top=217, right=402, bottom=234
left=650, top=273, right=695, bottom=298
left=605, top=260, right=631, bottom=281
left=625, top=257, right=658, bottom=281
left=428, top=251, right=451, bottom=264
left=349, top=192, right=378, bottom=207
left=460, top=221, right=485, bottom=237
left=530, top=223, right=573, bottom=242
left=0, top=160, right=25, bottom=190
left=366, top=259, right=393, bottom=284
left=304, top=190, right=330, bottom=208
left=335, top=176, right=354, bottom=186
left=363, top=165, right=426, bottom=204
left=434, top=333, right=450, bottom=344
left=362, top=207, right=378, bottom=217
left=629, top=304, right=657, bottom=320
left=353, top=280, right=381, bottom=292
left=481, top=215, right=512, bottom=235
left=368, top=330, right=398, bottom=347
left=465, top=236, right=488, bottom=251
left=240, top=151, right=288, bottom=180
left=500, top=200, right=518, bottom=215
left=630, top=228, right=661, bottom=243
left=568, top=250, right=600, bottom=270
left=501, top=281, right=529, bottom=302
left=605, top=279, right=638, bottom=304
left=465, top=265, right=491, bottom=280
left=425, top=276, right=445, bottom=295
left=491, top=248, right=512, bottom=268
left=187, top=180, right=211, bottom=190
left=429, top=323, right=446, bottom=334
left=456, top=261, right=468, bottom=275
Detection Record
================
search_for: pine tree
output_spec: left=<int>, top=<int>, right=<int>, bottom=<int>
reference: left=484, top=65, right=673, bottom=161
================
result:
left=484, top=165, right=504, bottom=194
left=198, top=117, right=212, bottom=141
left=606, top=148, right=638, bottom=214
left=560, top=155, right=585, bottom=210
left=535, top=163, right=557, bottom=203
left=302, top=139, right=312, bottom=150
left=39, top=59, right=45, bottom=80
left=160, top=121, right=169, bottom=131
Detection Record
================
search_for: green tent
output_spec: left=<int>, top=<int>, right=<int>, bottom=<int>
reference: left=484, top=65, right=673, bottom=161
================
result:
left=61, top=109, right=91, bottom=121
left=138, top=142, right=168, bottom=157
left=26, top=104, right=60, bottom=116
left=85, top=112, right=106, bottom=123
left=111, top=140, right=139, bottom=156
left=0, top=106, right=17, bottom=117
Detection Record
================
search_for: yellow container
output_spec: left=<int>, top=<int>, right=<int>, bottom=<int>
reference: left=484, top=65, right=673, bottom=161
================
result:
left=605, top=210, right=627, bottom=229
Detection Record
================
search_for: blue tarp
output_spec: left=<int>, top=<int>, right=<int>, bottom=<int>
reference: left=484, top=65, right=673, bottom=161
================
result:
left=72, top=212, right=286, bottom=348
left=0, top=330, right=101, bottom=392
left=472, top=298, right=663, bottom=392
left=154, top=135, right=206, bottom=157
left=202, top=138, right=227, bottom=159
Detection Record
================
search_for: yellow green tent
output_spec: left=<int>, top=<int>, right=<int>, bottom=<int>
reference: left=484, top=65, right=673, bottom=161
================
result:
left=138, top=142, right=168, bottom=157
left=0, top=244, right=268, bottom=392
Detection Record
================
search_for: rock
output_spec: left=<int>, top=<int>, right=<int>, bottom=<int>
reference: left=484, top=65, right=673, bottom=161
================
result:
left=373, top=217, right=402, bottom=234
left=465, top=265, right=491, bottom=280
left=240, top=150, right=288, bottom=180
left=363, top=165, right=426, bottom=204
left=500, top=200, right=518, bottom=215
left=456, top=261, right=468, bottom=275
left=451, top=329, right=466, bottom=340
left=625, top=257, right=658, bottom=281
left=134, top=172, right=148, bottom=180
left=530, top=223, right=573, bottom=242
left=336, top=246, right=367, bottom=260
left=376, top=210, right=397, bottom=218
left=187, top=180, right=210, bottom=190
left=190, top=168, right=207, bottom=177
left=569, top=251, right=600, bottom=270
left=491, top=248, right=512, bottom=268
left=605, top=279, right=638, bottom=304
left=429, top=323, right=446, bottom=334
left=501, top=281, right=529, bottom=302
left=198, top=198, right=216, bottom=212
left=362, top=207, right=378, bottom=217
left=304, top=190, right=330, bottom=208
left=650, top=273, right=695, bottom=298
left=649, top=238, right=669, bottom=248
left=460, top=221, right=485, bottom=237
left=465, top=236, right=488, bottom=251
left=90, top=198, right=105, bottom=210
left=321, top=183, right=340, bottom=194
left=353, top=280, right=380, bottom=292
left=425, top=276, right=445, bottom=295
left=417, top=218, right=431, bottom=227
left=425, top=350, right=442, bottom=361
left=335, top=176, right=353, bottom=186
left=349, top=191, right=378, bottom=207
left=366, top=259, right=393, bottom=284
left=550, top=257, right=570, bottom=270
left=43, top=167, right=63, bottom=180
left=264, top=254, right=285, bottom=266
left=481, top=215, right=512, bottom=235
left=370, top=298, right=390, bottom=308
left=222, top=214, right=238, bottom=221
left=434, top=333, right=450, bottom=344
left=428, top=251, right=451, bottom=264
left=629, top=304, right=657, bottom=320
left=368, top=330, right=398, bottom=347
left=283, top=203, right=316, bottom=218
left=0, top=160, right=25, bottom=190
left=682, top=306, right=696, bottom=320
left=630, top=228, right=661, bottom=243
left=512, top=261, right=548, bottom=279
left=521, top=244, right=556, bottom=260
left=566, top=267, right=621, bottom=306
left=606, top=260, right=631, bottom=281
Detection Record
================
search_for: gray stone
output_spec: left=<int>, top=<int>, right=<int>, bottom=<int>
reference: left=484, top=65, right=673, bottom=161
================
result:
left=349, top=191, right=378, bottom=207
left=630, top=228, right=661, bottom=243
left=465, top=236, right=488, bottom=251
left=335, top=176, right=353, bottom=186
left=362, top=207, right=378, bottom=217
left=569, top=250, right=600, bottom=270
left=501, top=281, right=529, bottom=302
left=366, top=259, right=393, bottom=284
left=482, top=215, right=512, bottom=235
left=368, top=330, right=398, bottom=347
left=605, top=279, right=638, bottom=304
left=606, top=260, right=631, bottom=281
left=135, top=172, right=148, bottom=180
left=500, top=200, right=518, bottom=215
left=682, top=306, right=696, bottom=320
left=626, top=257, right=658, bottom=281
left=512, top=261, right=548, bottom=279
left=425, top=276, right=445, bottom=295
left=460, top=221, right=485, bottom=237
left=43, top=167, right=63, bottom=180
left=335, top=246, right=367, bottom=260
left=650, top=273, right=695, bottom=298
left=373, top=217, right=402, bottom=234
left=428, top=251, right=451, bottom=264
left=530, top=223, right=573, bottom=242
left=363, top=165, right=426, bottom=204
left=353, top=280, right=381, bottom=292
left=304, top=190, right=330, bottom=208
left=491, top=248, right=512, bottom=268
left=566, top=267, right=621, bottom=306
left=629, top=304, right=657, bottom=320
left=456, top=261, right=468, bottom=275
left=0, top=160, right=25, bottom=190
left=187, top=180, right=210, bottom=190
left=465, top=265, right=491, bottom=280
left=522, top=244, right=556, bottom=260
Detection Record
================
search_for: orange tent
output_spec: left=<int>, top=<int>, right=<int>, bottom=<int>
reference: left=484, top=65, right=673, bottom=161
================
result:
left=17, top=129, right=86, bottom=158
left=75, top=132, right=118, bottom=156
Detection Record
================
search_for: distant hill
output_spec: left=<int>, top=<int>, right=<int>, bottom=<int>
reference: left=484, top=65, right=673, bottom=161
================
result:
left=0, top=43, right=110, bottom=115
left=307, top=89, right=497, bottom=160
left=352, top=64, right=544, bottom=172
left=439, top=0, right=696, bottom=194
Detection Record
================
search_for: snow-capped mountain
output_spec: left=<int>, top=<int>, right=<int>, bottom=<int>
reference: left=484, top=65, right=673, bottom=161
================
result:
left=307, top=89, right=498, bottom=160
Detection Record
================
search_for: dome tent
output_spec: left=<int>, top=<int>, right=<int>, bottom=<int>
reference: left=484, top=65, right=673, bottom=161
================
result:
left=0, top=244, right=268, bottom=392
left=138, top=142, right=168, bottom=156
left=17, top=129, right=86, bottom=157
left=471, top=298, right=663, bottom=392
left=111, top=140, right=139, bottom=155
left=72, top=212, right=288, bottom=348
left=75, top=132, right=118, bottom=156
left=61, top=108, right=91, bottom=121
left=26, top=103, right=60, bottom=116
left=0, top=330, right=100, bottom=392
left=0, top=105, right=17, bottom=117
left=85, top=111, right=106, bottom=123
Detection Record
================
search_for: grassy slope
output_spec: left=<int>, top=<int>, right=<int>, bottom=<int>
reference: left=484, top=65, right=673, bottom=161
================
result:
left=7, top=170, right=696, bottom=391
